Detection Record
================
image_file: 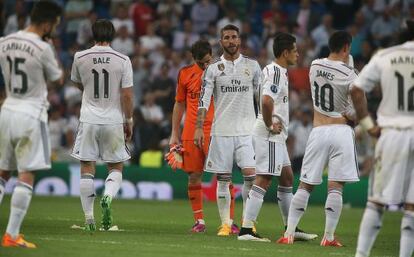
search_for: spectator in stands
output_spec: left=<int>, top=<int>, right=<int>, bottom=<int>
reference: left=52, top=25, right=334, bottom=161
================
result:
left=156, top=0, right=183, bottom=29
left=151, top=62, right=175, bottom=115
left=130, top=0, right=154, bottom=37
left=311, top=14, right=334, bottom=56
left=217, top=8, right=242, bottom=36
left=140, top=23, right=165, bottom=53
left=112, top=4, right=135, bottom=36
left=191, top=0, right=219, bottom=34
left=112, top=25, right=134, bottom=56
left=370, top=7, right=400, bottom=47
left=3, top=0, right=29, bottom=36
left=141, top=92, right=164, bottom=125
left=64, top=0, right=93, bottom=47
left=76, top=11, right=97, bottom=48
left=173, top=19, right=200, bottom=51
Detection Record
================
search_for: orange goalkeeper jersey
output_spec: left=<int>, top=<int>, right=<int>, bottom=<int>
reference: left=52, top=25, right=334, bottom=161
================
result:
left=176, top=63, right=214, bottom=140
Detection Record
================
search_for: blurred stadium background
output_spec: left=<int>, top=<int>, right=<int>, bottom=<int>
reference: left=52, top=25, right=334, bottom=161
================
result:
left=0, top=0, right=410, bottom=255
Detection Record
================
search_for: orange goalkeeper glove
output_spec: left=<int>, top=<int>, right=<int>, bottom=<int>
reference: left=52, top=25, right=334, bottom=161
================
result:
left=165, top=144, right=185, bottom=171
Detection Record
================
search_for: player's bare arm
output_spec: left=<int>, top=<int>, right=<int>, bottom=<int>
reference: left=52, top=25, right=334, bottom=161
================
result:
left=72, top=81, right=84, bottom=91
left=350, top=86, right=380, bottom=138
left=121, top=86, right=134, bottom=141
left=170, top=101, right=186, bottom=146
left=262, top=95, right=282, bottom=134
left=194, top=108, right=206, bottom=148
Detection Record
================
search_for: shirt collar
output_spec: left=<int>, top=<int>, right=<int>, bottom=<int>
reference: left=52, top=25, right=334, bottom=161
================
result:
left=220, top=54, right=243, bottom=65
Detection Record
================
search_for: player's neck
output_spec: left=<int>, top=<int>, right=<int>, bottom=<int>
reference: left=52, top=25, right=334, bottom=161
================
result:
left=25, top=25, right=44, bottom=38
left=95, top=42, right=110, bottom=47
left=275, top=58, right=288, bottom=69
left=327, top=53, right=347, bottom=63
left=223, top=52, right=240, bottom=62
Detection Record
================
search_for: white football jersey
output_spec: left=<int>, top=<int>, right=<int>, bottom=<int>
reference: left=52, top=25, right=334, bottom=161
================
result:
left=71, top=45, right=133, bottom=124
left=254, top=62, right=289, bottom=143
left=354, top=41, right=414, bottom=128
left=0, top=31, right=62, bottom=122
left=309, top=58, right=358, bottom=118
left=199, top=55, right=262, bottom=136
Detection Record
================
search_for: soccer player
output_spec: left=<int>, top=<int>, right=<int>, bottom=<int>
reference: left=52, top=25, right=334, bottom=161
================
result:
left=352, top=21, right=414, bottom=257
left=194, top=24, right=261, bottom=236
left=238, top=32, right=317, bottom=242
left=168, top=40, right=239, bottom=233
left=278, top=31, right=359, bottom=246
left=70, top=19, right=134, bottom=231
left=0, top=1, right=63, bottom=248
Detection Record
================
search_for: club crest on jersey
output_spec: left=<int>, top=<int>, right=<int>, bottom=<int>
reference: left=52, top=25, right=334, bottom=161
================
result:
left=244, top=69, right=250, bottom=76
left=270, top=84, right=279, bottom=93
left=217, top=63, right=225, bottom=71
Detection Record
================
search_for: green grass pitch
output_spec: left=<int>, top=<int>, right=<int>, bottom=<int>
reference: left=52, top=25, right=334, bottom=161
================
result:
left=0, top=196, right=401, bottom=257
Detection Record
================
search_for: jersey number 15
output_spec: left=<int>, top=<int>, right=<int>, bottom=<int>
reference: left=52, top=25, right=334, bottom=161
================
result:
left=6, top=56, right=27, bottom=94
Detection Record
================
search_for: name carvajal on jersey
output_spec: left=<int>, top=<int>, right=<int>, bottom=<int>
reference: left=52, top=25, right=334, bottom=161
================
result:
left=2, top=41, right=35, bottom=56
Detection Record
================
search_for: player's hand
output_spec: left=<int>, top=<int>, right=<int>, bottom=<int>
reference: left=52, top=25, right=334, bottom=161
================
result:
left=164, top=144, right=185, bottom=171
left=268, top=122, right=283, bottom=135
left=123, top=122, right=133, bottom=142
left=367, top=126, right=381, bottom=138
left=193, top=128, right=204, bottom=148
left=169, top=134, right=180, bottom=146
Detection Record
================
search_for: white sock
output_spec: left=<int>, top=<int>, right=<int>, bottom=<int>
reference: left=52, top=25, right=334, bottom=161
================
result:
left=285, top=188, right=310, bottom=236
left=103, top=170, right=122, bottom=198
left=6, top=182, right=33, bottom=238
left=277, top=186, right=293, bottom=226
left=0, top=177, right=6, bottom=205
left=355, top=202, right=383, bottom=257
left=324, top=189, right=343, bottom=241
left=243, top=185, right=266, bottom=228
left=400, top=211, right=414, bottom=257
left=242, top=175, right=255, bottom=215
left=217, top=175, right=231, bottom=226
left=80, top=173, right=95, bottom=221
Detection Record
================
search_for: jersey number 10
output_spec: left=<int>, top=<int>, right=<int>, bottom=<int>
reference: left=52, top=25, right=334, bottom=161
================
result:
left=314, top=82, right=334, bottom=112
left=92, top=68, right=109, bottom=99
left=395, top=71, right=414, bottom=111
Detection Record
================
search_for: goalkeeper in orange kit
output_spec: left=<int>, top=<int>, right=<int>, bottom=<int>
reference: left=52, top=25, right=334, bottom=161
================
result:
left=167, top=40, right=239, bottom=233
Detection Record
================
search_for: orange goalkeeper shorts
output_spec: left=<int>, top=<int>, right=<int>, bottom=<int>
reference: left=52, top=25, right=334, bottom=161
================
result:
left=182, top=137, right=210, bottom=173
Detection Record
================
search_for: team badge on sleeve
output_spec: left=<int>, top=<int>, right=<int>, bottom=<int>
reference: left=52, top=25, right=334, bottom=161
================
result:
left=270, top=84, right=279, bottom=94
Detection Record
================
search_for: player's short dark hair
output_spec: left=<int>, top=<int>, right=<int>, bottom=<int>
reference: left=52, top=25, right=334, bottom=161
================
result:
left=92, top=19, right=115, bottom=43
left=191, top=40, right=212, bottom=60
left=272, top=32, right=296, bottom=58
left=30, top=1, right=62, bottom=25
left=220, top=24, right=240, bottom=38
left=328, top=31, right=352, bottom=53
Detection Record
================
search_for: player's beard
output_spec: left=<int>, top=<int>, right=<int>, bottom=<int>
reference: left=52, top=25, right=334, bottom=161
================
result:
left=223, top=44, right=239, bottom=56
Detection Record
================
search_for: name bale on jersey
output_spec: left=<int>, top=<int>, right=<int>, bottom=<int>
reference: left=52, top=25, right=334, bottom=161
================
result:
left=220, top=79, right=249, bottom=93
left=93, top=57, right=110, bottom=64
left=2, top=42, right=34, bottom=56
left=316, top=70, right=334, bottom=81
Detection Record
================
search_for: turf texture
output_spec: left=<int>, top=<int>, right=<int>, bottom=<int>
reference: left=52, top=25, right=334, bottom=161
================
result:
left=0, top=196, right=401, bottom=257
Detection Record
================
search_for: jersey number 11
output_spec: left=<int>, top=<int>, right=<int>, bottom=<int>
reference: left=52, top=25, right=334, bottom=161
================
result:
left=92, top=68, right=109, bottom=99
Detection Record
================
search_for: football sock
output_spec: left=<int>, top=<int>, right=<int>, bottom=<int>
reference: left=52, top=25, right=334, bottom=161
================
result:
left=217, top=175, right=231, bottom=226
left=242, top=175, right=255, bottom=215
left=400, top=211, right=414, bottom=257
left=6, top=182, right=32, bottom=238
left=188, top=183, right=203, bottom=221
left=103, top=170, right=122, bottom=198
left=243, top=185, right=266, bottom=228
left=277, top=186, right=293, bottom=226
left=0, top=177, right=6, bottom=205
left=285, top=189, right=310, bottom=236
left=229, top=183, right=235, bottom=220
left=80, top=173, right=95, bottom=220
left=355, top=202, right=383, bottom=257
left=324, top=189, right=343, bottom=241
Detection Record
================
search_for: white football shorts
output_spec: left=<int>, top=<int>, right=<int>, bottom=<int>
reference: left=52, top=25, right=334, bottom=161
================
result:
left=205, top=135, right=255, bottom=173
left=71, top=122, right=130, bottom=162
left=300, top=124, right=359, bottom=185
left=254, top=136, right=290, bottom=176
left=0, top=109, right=51, bottom=171
left=368, top=128, right=414, bottom=205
